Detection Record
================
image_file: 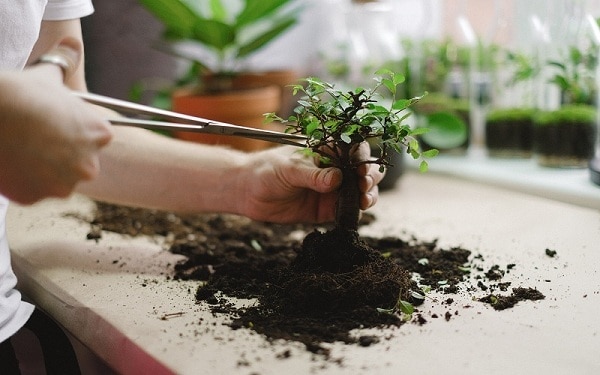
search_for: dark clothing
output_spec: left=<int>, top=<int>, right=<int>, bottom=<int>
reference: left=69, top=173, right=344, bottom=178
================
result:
left=0, top=308, right=80, bottom=375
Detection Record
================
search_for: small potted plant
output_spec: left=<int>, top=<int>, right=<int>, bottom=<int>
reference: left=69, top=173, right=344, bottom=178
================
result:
left=534, top=43, right=598, bottom=167
left=138, top=0, right=302, bottom=151
left=485, top=107, right=536, bottom=158
left=484, top=47, right=540, bottom=158
left=533, top=105, right=597, bottom=168
left=264, top=70, right=436, bottom=313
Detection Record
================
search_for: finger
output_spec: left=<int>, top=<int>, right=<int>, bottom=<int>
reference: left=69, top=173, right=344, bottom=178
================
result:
left=284, top=164, right=343, bottom=193
left=358, top=163, right=385, bottom=193
left=360, top=185, right=379, bottom=210
left=351, top=141, right=371, bottom=162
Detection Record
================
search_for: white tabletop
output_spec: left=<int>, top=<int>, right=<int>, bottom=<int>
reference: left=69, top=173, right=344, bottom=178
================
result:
left=7, top=171, right=600, bottom=375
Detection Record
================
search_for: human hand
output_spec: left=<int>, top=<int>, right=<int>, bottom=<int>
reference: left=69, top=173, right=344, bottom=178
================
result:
left=236, top=142, right=384, bottom=224
left=0, top=39, right=113, bottom=204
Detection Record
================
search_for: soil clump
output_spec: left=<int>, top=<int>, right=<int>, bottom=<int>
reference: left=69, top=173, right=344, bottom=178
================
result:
left=85, top=202, right=545, bottom=355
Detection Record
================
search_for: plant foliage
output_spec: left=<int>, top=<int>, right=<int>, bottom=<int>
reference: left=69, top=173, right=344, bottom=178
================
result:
left=267, top=69, right=438, bottom=173
left=138, top=0, right=301, bottom=74
left=547, top=45, right=597, bottom=105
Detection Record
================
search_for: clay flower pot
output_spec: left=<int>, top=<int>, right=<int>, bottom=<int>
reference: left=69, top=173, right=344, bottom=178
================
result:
left=232, top=69, right=300, bottom=118
left=171, top=84, right=281, bottom=152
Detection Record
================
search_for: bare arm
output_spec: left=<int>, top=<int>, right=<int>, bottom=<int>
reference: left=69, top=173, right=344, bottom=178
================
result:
left=28, top=19, right=88, bottom=91
left=35, top=19, right=383, bottom=224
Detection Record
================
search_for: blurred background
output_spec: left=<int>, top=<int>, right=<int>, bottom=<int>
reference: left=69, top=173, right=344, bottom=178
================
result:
left=82, top=0, right=600, bottom=179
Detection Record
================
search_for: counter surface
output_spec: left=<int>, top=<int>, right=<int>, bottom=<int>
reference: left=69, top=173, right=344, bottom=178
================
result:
left=7, top=172, right=600, bottom=375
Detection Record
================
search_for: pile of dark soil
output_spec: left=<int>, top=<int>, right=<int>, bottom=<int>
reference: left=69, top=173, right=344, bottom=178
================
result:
left=85, top=202, right=545, bottom=356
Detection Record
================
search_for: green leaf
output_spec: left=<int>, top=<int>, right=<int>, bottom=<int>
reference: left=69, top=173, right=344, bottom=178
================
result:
left=374, top=67, right=393, bottom=76
left=411, top=291, right=426, bottom=300
left=397, top=300, right=414, bottom=315
left=393, top=73, right=406, bottom=86
left=408, top=139, right=420, bottom=152
left=419, top=160, right=429, bottom=172
left=409, top=127, right=430, bottom=136
left=549, top=75, right=570, bottom=90
left=420, top=112, right=468, bottom=150
left=392, top=99, right=410, bottom=110
left=192, top=19, right=235, bottom=50
left=369, top=104, right=389, bottom=114
left=381, top=77, right=396, bottom=94
left=237, top=0, right=292, bottom=27
left=376, top=307, right=395, bottom=314
left=139, top=0, right=199, bottom=38
left=209, top=0, right=227, bottom=22
left=306, top=120, right=319, bottom=135
left=422, top=149, right=439, bottom=158
left=340, top=133, right=352, bottom=143
left=547, top=61, right=566, bottom=70
left=237, top=16, right=297, bottom=58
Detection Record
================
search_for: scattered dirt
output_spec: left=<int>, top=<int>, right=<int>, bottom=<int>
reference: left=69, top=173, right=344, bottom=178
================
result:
left=84, top=201, right=546, bottom=357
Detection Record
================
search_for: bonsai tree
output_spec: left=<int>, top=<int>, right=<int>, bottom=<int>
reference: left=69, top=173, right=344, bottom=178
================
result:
left=138, top=0, right=301, bottom=92
left=268, top=69, right=437, bottom=231
left=262, top=70, right=437, bottom=316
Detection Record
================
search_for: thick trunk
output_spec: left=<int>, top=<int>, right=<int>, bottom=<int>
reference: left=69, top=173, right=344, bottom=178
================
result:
left=335, top=166, right=361, bottom=231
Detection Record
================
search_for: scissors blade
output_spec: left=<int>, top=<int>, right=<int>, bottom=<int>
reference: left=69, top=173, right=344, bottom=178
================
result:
left=106, top=118, right=307, bottom=147
left=75, top=91, right=307, bottom=147
left=74, top=91, right=209, bottom=125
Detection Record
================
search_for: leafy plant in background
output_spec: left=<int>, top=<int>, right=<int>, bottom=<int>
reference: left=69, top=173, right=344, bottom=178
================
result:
left=138, top=0, right=301, bottom=92
left=267, top=69, right=437, bottom=231
left=399, top=38, right=470, bottom=98
left=505, top=49, right=540, bottom=87
left=547, top=44, right=597, bottom=105
left=386, top=39, right=470, bottom=153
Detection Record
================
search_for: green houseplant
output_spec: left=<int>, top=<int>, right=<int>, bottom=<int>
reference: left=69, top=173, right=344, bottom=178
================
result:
left=264, top=69, right=436, bottom=314
left=138, top=0, right=302, bottom=150
left=533, top=42, right=598, bottom=168
left=393, top=39, right=470, bottom=155
left=485, top=107, right=535, bottom=158
left=533, top=105, right=597, bottom=168
left=483, top=48, right=540, bottom=159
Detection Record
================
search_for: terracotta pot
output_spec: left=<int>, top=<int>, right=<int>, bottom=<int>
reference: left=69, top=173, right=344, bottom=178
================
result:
left=232, top=69, right=300, bottom=118
left=171, top=85, right=281, bottom=152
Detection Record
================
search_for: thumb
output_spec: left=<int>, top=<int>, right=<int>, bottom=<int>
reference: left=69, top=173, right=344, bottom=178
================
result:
left=285, top=165, right=342, bottom=193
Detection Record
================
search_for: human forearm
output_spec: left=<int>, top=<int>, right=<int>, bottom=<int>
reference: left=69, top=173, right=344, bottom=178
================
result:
left=75, top=126, right=248, bottom=214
